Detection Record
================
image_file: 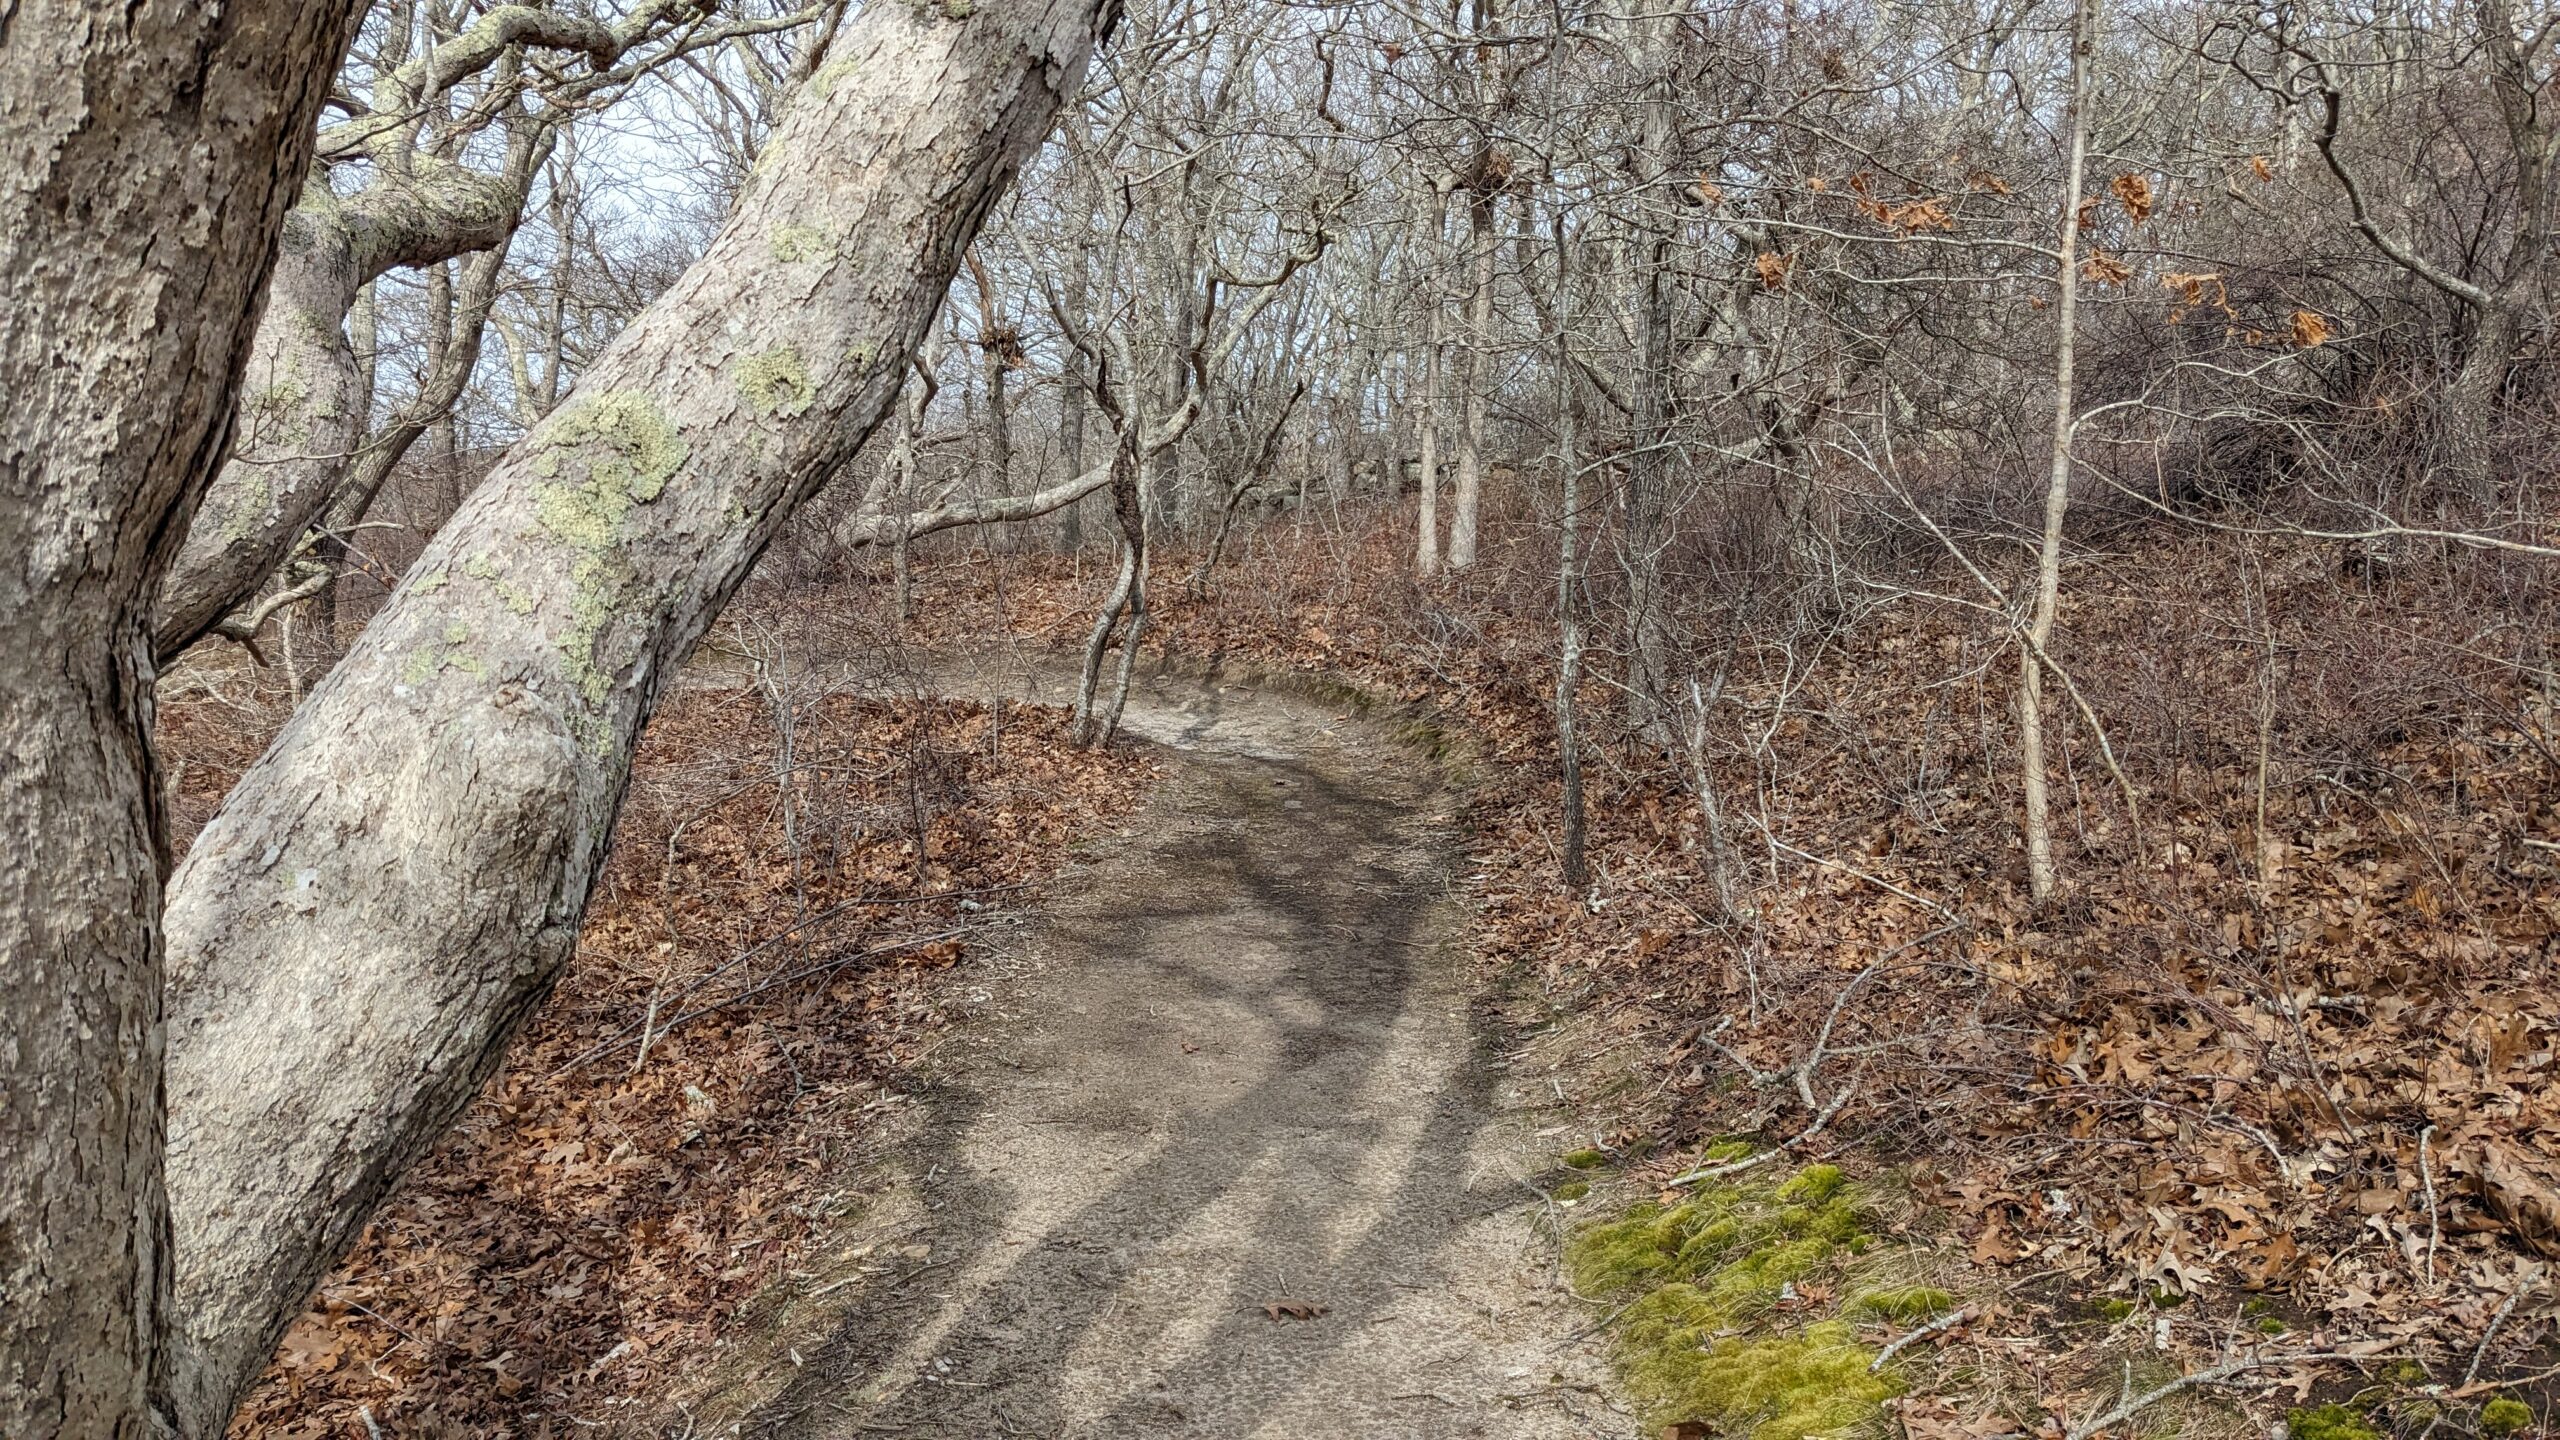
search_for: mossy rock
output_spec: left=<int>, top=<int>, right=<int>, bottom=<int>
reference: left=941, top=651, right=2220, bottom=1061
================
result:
left=1562, top=1147, right=1609, bottom=1170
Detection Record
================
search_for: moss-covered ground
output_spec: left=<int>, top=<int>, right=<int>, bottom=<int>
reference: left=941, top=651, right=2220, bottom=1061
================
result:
left=1566, top=1160, right=1957, bottom=1440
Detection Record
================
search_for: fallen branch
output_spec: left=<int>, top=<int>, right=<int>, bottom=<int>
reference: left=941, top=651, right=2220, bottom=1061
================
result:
left=2065, top=1352, right=2385, bottom=1440
left=2420, top=1123, right=2442, bottom=1292
left=610, top=926, right=977, bottom=1060
left=552, top=894, right=1016, bottom=1075
left=1666, top=1060, right=1866, bottom=1188
left=1870, top=1304, right=1978, bottom=1373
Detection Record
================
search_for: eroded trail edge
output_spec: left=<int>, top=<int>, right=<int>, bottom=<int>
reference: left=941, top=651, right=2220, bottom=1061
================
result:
left=669, top=656, right=1614, bottom=1437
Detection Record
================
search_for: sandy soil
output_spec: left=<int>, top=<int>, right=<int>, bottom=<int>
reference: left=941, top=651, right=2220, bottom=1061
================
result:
left=663, top=655, right=1622, bottom=1438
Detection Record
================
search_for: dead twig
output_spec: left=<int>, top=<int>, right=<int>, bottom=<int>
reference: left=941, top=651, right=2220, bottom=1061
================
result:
left=1870, top=1304, right=1977, bottom=1373
left=2065, top=1352, right=2386, bottom=1440
left=2420, top=1123, right=2442, bottom=1292
left=1667, top=1059, right=1867, bottom=1188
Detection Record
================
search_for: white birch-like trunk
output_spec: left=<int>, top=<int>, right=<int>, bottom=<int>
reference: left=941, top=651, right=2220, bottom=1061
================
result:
left=1449, top=189, right=1496, bottom=570
left=2021, top=0, right=2098, bottom=907
left=1418, top=280, right=1445, bottom=577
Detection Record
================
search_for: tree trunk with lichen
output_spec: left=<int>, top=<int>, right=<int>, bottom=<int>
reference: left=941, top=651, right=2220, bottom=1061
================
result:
left=0, top=6, right=364, bottom=1437
left=154, top=162, right=537, bottom=662
left=153, top=4, right=1119, bottom=1433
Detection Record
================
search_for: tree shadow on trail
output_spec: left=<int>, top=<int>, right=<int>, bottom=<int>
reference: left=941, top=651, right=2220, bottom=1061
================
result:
left=731, top=752, right=1537, bottom=1439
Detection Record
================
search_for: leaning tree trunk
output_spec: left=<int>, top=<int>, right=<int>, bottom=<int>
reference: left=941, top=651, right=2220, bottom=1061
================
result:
left=0, top=7, right=362, bottom=1438
left=153, top=4, right=1120, bottom=1434
left=2442, top=303, right=2518, bottom=513
left=153, top=199, right=367, bottom=660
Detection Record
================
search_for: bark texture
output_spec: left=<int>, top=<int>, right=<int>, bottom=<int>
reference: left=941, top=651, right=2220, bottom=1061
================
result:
left=0, top=6, right=361, bottom=1437
left=153, top=165, right=529, bottom=659
left=154, top=3, right=1118, bottom=1433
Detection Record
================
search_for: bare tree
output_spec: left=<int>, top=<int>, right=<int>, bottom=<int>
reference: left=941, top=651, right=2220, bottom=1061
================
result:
left=2020, top=0, right=2100, bottom=906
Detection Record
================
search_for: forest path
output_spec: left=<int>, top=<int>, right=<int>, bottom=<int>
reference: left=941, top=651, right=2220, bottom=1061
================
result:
left=675, top=653, right=1618, bottom=1438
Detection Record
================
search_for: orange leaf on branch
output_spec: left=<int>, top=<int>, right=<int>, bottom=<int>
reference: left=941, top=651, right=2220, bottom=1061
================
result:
left=2080, top=249, right=2134, bottom=286
left=2110, top=172, right=2155, bottom=223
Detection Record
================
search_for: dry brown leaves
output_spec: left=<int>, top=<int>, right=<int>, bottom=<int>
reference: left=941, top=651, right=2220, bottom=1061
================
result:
left=2110, top=173, right=2156, bottom=224
left=163, top=649, right=1147, bottom=1438
left=901, top=521, right=2560, bottom=1397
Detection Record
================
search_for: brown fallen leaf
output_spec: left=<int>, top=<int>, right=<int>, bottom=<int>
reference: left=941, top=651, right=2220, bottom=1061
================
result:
left=1262, top=1299, right=1328, bottom=1321
left=1663, top=1424, right=1711, bottom=1440
left=2469, top=1142, right=2560, bottom=1257
left=1971, top=1213, right=2026, bottom=1265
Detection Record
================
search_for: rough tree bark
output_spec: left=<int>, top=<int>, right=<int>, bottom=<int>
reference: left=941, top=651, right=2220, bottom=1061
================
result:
left=153, top=160, right=535, bottom=660
left=0, top=6, right=364, bottom=1436
left=153, top=3, right=1121, bottom=1433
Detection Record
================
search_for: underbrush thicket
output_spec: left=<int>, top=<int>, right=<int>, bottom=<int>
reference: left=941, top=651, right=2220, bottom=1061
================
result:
left=890, top=494, right=2560, bottom=1430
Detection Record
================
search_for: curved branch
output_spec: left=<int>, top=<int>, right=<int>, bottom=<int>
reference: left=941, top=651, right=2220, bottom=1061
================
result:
left=842, top=454, right=1118, bottom=549
left=2312, top=85, right=2500, bottom=311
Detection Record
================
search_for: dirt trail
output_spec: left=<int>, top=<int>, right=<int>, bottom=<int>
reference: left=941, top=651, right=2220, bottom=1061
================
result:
left=671, top=655, right=1617, bottom=1438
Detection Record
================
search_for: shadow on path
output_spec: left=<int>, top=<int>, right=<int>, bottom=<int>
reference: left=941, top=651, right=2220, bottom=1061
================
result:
left=677, top=668, right=1608, bottom=1439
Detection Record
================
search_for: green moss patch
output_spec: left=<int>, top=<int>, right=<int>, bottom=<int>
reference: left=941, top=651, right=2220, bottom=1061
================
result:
left=2482, top=1398, right=2534, bottom=1437
left=2289, top=1403, right=2382, bottom=1440
left=1567, top=1161, right=1929, bottom=1438
left=1851, top=1286, right=1956, bottom=1322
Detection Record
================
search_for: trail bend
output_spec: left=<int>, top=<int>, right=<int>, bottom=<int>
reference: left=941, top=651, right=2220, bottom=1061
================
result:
left=674, top=653, right=1614, bottom=1438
